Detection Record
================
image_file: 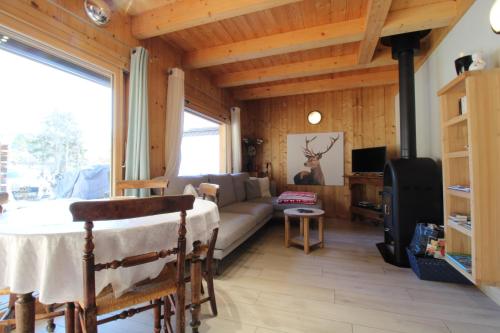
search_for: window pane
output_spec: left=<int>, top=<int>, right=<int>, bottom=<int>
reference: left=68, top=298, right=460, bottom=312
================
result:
left=0, top=35, right=112, bottom=208
left=179, top=112, right=220, bottom=176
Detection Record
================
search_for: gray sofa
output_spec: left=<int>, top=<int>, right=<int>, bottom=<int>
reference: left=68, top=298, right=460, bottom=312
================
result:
left=158, top=173, right=322, bottom=266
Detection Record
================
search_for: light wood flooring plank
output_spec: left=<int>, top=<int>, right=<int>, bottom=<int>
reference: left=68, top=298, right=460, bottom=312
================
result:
left=28, top=219, right=500, bottom=332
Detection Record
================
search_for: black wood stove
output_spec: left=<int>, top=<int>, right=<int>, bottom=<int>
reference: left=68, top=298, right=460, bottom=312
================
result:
left=377, top=31, right=443, bottom=267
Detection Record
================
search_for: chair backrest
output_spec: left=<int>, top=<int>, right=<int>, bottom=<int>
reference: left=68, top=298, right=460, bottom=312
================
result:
left=0, top=193, right=8, bottom=214
left=115, top=179, right=169, bottom=196
left=69, top=195, right=195, bottom=314
left=198, top=183, right=219, bottom=205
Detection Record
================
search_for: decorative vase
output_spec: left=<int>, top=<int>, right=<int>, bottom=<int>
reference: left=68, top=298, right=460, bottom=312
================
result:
left=454, top=54, right=473, bottom=75
left=469, top=52, right=486, bottom=71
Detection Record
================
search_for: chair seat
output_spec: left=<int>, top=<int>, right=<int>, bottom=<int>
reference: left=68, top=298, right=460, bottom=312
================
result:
left=88, top=263, right=178, bottom=315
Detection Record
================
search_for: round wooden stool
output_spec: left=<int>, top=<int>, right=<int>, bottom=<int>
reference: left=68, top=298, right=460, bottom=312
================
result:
left=283, top=208, right=325, bottom=254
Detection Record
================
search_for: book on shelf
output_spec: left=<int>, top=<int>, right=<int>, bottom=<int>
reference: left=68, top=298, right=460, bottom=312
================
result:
left=448, top=185, right=471, bottom=192
left=448, top=213, right=472, bottom=230
left=447, top=253, right=472, bottom=273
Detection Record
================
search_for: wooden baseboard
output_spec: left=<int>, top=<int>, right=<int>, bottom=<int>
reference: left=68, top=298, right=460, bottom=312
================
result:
left=479, top=285, right=500, bottom=306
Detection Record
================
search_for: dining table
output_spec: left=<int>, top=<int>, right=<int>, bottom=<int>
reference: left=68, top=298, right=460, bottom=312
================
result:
left=0, top=197, right=220, bottom=333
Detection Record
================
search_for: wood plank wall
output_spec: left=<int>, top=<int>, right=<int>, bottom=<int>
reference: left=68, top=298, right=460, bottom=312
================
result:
left=242, top=86, right=399, bottom=217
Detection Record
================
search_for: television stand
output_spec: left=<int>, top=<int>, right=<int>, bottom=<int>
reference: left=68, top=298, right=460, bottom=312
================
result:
left=347, top=174, right=384, bottom=224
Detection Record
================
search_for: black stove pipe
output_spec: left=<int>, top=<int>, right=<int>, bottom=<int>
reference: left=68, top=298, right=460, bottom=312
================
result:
left=381, top=30, right=430, bottom=160
left=397, top=48, right=417, bottom=159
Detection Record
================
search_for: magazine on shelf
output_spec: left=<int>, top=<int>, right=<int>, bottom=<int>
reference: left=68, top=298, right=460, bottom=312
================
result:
left=448, top=185, right=471, bottom=192
left=447, top=253, right=472, bottom=273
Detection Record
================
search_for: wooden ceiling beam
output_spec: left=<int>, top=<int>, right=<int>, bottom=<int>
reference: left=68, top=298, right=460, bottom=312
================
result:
left=131, top=0, right=302, bottom=39
left=185, top=1, right=456, bottom=69
left=381, top=0, right=456, bottom=37
left=357, top=0, right=393, bottom=64
left=233, top=70, right=398, bottom=100
left=215, top=49, right=401, bottom=87
left=183, top=18, right=366, bottom=69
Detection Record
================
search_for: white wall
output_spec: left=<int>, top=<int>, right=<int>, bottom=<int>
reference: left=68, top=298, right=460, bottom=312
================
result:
left=414, top=0, right=500, bottom=160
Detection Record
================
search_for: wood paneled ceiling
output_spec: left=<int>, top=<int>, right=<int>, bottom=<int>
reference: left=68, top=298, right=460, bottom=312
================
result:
left=121, top=0, right=474, bottom=100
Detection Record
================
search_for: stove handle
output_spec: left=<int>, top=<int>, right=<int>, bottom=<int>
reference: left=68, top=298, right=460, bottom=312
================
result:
left=383, top=204, right=391, bottom=216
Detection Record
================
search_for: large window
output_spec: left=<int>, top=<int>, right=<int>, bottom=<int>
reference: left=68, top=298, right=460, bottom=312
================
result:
left=0, top=34, right=112, bottom=208
left=178, top=111, right=221, bottom=176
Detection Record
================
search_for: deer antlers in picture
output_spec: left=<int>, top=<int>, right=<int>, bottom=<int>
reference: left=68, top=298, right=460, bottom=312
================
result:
left=303, top=135, right=340, bottom=159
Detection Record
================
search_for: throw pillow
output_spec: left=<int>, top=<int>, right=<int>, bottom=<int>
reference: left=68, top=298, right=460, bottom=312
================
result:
left=257, top=177, right=272, bottom=198
left=245, top=179, right=261, bottom=200
left=183, top=184, right=199, bottom=197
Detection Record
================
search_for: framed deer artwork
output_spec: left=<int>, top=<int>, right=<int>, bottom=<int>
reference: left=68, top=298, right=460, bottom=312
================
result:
left=287, top=132, right=344, bottom=186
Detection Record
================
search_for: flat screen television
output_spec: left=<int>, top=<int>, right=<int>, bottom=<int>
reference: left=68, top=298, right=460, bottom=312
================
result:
left=352, top=146, right=387, bottom=173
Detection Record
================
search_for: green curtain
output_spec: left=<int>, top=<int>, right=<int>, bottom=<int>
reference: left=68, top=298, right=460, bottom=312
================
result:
left=124, top=47, right=150, bottom=197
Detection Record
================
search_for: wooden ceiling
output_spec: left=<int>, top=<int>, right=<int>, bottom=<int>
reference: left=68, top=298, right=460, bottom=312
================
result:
left=118, top=0, right=473, bottom=100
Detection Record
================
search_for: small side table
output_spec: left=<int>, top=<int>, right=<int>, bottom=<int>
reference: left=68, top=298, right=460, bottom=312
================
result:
left=284, top=208, right=325, bottom=254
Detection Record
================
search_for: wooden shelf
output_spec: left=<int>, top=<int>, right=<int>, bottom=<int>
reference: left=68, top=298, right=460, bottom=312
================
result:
left=448, top=220, right=472, bottom=237
left=351, top=206, right=383, bottom=221
left=443, top=114, right=468, bottom=128
left=439, top=69, right=500, bottom=287
left=445, top=254, right=475, bottom=283
left=447, top=189, right=471, bottom=199
left=346, top=174, right=383, bottom=186
left=446, top=151, right=468, bottom=159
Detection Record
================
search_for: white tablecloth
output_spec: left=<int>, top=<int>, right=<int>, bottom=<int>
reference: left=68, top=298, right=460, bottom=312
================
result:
left=0, top=198, right=219, bottom=304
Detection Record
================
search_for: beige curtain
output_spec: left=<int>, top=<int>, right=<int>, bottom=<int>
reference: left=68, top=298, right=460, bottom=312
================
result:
left=231, top=107, right=242, bottom=173
left=164, top=68, right=185, bottom=179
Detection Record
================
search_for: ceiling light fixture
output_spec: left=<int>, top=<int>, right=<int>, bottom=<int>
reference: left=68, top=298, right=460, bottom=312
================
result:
left=491, top=0, right=500, bottom=34
left=84, top=0, right=111, bottom=26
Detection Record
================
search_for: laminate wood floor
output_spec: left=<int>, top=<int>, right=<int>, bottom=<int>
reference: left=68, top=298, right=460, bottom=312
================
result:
left=28, top=219, right=500, bottom=332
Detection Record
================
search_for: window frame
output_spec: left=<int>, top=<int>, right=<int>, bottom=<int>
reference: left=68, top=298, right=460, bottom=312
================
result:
left=0, top=25, right=126, bottom=196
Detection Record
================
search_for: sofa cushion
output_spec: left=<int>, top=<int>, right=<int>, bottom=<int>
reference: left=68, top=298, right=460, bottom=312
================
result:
left=245, top=179, right=261, bottom=200
left=257, top=177, right=272, bottom=197
left=215, top=212, right=257, bottom=250
left=221, top=201, right=273, bottom=222
left=164, top=175, right=209, bottom=195
left=208, top=174, right=237, bottom=207
left=231, top=173, right=249, bottom=202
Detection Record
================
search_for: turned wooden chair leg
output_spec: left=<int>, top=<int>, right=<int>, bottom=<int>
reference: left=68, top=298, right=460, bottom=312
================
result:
left=153, top=299, right=161, bottom=333
left=190, top=242, right=202, bottom=333
left=15, top=293, right=35, bottom=333
left=205, top=260, right=218, bottom=316
left=65, top=303, right=75, bottom=333
left=74, top=304, right=82, bottom=333
left=163, top=297, right=173, bottom=333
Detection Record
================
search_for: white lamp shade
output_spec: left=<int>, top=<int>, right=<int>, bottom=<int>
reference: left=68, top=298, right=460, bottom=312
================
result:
left=491, top=0, right=500, bottom=33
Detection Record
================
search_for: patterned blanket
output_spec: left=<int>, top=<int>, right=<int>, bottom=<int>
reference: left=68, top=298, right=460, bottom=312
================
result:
left=277, top=191, right=317, bottom=205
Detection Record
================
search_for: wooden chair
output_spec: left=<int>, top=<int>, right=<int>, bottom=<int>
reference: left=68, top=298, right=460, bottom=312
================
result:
left=198, top=183, right=219, bottom=203
left=69, top=195, right=195, bottom=333
left=1, top=193, right=70, bottom=333
left=115, top=179, right=169, bottom=197
left=191, top=183, right=219, bottom=316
